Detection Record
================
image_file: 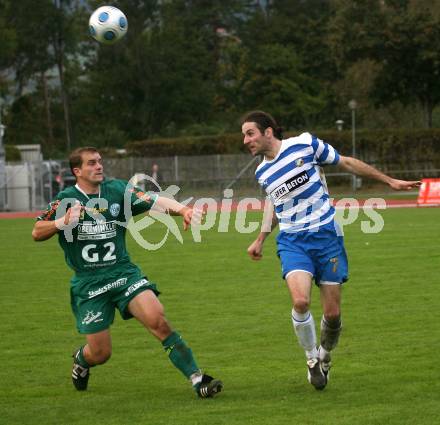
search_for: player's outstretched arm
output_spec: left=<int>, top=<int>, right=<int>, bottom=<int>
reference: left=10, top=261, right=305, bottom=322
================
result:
left=338, top=156, right=421, bottom=191
left=32, top=201, right=82, bottom=241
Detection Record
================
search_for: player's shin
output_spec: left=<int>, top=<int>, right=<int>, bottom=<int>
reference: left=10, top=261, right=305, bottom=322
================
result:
left=320, top=316, right=342, bottom=353
left=72, top=346, right=92, bottom=391
left=319, top=316, right=342, bottom=373
left=292, top=309, right=328, bottom=389
left=162, top=331, right=223, bottom=397
left=162, top=332, right=200, bottom=382
left=291, top=309, right=318, bottom=359
left=74, top=345, right=91, bottom=368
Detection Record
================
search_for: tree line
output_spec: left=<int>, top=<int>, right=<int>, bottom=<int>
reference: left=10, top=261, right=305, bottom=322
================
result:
left=1, top=0, right=440, bottom=157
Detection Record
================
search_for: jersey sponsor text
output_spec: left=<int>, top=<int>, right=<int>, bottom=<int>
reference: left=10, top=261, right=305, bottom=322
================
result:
left=77, top=221, right=117, bottom=240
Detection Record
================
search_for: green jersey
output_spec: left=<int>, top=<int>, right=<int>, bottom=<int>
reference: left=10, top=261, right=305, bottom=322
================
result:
left=37, top=179, right=157, bottom=277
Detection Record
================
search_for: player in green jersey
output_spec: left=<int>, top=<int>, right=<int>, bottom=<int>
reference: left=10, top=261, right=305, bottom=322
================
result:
left=32, top=147, right=222, bottom=398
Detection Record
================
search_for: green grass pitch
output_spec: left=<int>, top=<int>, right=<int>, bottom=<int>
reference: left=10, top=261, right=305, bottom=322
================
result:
left=0, top=208, right=439, bottom=425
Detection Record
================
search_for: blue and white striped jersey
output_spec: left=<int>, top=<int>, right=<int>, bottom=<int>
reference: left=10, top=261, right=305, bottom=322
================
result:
left=255, top=132, right=340, bottom=233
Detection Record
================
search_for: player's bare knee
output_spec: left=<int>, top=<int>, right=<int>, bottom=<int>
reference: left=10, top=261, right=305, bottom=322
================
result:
left=293, top=298, right=310, bottom=313
left=323, top=311, right=341, bottom=324
left=157, top=318, right=172, bottom=336
left=148, top=314, right=171, bottom=338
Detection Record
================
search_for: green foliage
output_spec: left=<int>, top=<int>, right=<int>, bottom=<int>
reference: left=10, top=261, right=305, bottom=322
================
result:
left=234, top=43, right=327, bottom=128
left=6, top=0, right=58, bottom=88
left=375, top=8, right=440, bottom=127
left=314, top=129, right=440, bottom=172
left=328, top=0, right=386, bottom=70
left=179, top=122, right=228, bottom=136
left=328, top=0, right=440, bottom=128
left=80, top=125, right=129, bottom=149
left=265, top=0, right=336, bottom=82
left=0, top=2, right=17, bottom=71
left=3, top=93, right=47, bottom=146
left=126, top=132, right=244, bottom=156
left=4, top=144, right=21, bottom=161
left=2, top=0, right=440, bottom=156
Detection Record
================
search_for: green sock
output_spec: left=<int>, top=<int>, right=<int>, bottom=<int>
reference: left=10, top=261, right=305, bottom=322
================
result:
left=162, top=332, right=199, bottom=380
left=75, top=346, right=91, bottom=368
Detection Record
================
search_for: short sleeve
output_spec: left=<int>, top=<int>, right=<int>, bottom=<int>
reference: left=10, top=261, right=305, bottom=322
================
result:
left=310, top=135, right=340, bottom=165
left=36, top=198, right=62, bottom=221
left=125, top=182, right=158, bottom=216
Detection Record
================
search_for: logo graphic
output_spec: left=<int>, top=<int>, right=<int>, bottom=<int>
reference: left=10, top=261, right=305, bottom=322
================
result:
left=295, top=158, right=304, bottom=167
left=40, top=199, right=61, bottom=221
left=84, top=207, right=108, bottom=216
left=125, top=176, right=192, bottom=251
left=124, top=279, right=149, bottom=297
left=270, top=170, right=310, bottom=201
left=260, top=179, right=269, bottom=188
left=81, top=310, right=104, bottom=325
left=330, top=257, right=338, bottom=273
left=77, top=221, right=117, bottom=240
left=88, top=277, right=127, bottom=298
left=79, top=204, right=85, bottom=220
left=110, top=203, right=121, bottom=217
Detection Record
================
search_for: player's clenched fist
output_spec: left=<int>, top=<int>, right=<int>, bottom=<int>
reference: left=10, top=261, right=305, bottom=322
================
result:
left=67, top=201, right=82, bottom=225
left=56, top=201, right=82, bottom=229
left=247, top=239, right=263, bottom=261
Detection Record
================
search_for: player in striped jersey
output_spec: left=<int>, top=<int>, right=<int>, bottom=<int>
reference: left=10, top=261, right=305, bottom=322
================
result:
left=241, top=111, right=421, bottom=390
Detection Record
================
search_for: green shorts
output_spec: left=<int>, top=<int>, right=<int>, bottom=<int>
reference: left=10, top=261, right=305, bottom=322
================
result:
left=70, top=263, right=160, bottom=334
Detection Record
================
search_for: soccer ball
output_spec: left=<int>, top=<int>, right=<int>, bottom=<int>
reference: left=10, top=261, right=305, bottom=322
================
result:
left=89, top=6, right=128, bottom=44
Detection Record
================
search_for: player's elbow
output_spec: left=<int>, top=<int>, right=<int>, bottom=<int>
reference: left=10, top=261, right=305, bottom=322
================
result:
left=32, top=226, right=49, bottom=241
left=338, top=155, right=355, bottom=172
left=338, top=155, right=350, bottom=166
left=32, top=228, right=43, bottom=241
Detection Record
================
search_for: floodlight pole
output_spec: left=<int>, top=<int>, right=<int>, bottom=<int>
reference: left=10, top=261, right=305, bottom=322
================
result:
left=335, top=119, right=344, bottom=131
left=348, top=100, right=357, bottom=192
left=0, top=102, right=6, bottom=211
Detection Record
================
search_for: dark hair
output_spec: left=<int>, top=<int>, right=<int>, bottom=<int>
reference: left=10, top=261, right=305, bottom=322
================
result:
left=69, top=147, right=100, bottom=176
left=240, top=110, right=283, bottom=139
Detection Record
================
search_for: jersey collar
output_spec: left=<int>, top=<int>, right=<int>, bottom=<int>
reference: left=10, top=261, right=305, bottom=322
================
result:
left=75, top=183, right=101, bottom=200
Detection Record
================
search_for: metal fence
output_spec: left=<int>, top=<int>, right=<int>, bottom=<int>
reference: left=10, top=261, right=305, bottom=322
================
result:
left=1, top=161, right=58, bottom=211
left=103, top=154, right=265, bottom=200
left=2, top=153, right=439, bottom=211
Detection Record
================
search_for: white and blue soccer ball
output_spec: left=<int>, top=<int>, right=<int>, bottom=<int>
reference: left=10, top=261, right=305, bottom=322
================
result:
left=89, top=6, right=128, bottom=45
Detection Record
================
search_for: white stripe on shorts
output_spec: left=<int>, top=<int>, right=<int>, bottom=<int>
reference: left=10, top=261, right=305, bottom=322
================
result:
left=285, top=269, right=313, bottom=280
left=319, top=280, right=342, bottom=286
